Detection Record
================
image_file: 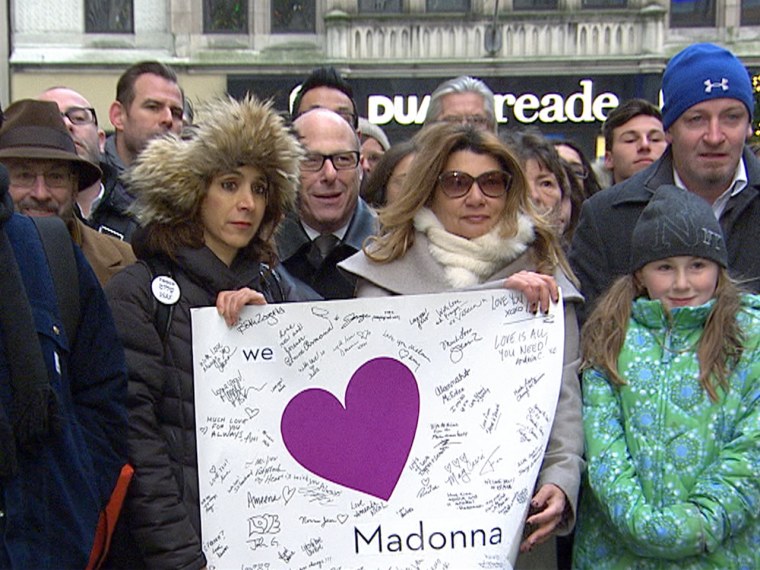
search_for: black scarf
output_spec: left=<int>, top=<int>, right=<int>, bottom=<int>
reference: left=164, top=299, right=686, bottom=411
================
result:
left=0, top=173, right=61, bottom=477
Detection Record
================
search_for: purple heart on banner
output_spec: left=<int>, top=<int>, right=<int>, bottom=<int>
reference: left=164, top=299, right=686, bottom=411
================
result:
left=281, top=357, right=420, bottom=501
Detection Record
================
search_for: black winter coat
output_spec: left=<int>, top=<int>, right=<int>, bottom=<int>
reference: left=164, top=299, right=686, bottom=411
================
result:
left=90, top=137, right=140, bottom=242
left=105, top=246, right=315, bottom=569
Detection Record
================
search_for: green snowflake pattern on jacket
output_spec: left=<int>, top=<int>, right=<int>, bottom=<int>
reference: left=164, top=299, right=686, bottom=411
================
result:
left=573, top=295, right=760, bottom=569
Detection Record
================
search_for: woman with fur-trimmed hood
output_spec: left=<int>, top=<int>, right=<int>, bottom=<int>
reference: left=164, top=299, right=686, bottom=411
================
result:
left=105, top=95, right=315, bottom=569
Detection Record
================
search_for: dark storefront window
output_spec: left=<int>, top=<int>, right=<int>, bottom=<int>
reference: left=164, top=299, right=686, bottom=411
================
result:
left=272, top=0, right=316, bottom=33
left=85, top=0, right=133, bottom=33
left=204, top=0, right=248, bottom=33
left=742, top=0, right=760, bottom=24
left=669, top=0, right=715, bottom=27
left=582, top=0, right=627, bottom=7
left=513, top=0, right=558, bottom=10
left=359, top=0, right=403, bottom=12
left=426, top=0, right=470, bottom=12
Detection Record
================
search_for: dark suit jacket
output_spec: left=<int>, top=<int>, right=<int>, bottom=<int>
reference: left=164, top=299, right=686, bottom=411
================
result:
left=569, top=146, right=760, bottom=322
left=276, top=198, right=378, bottom=299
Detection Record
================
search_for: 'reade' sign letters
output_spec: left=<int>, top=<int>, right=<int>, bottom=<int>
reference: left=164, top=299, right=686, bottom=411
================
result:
left=192, top=289, right=565, bottom=569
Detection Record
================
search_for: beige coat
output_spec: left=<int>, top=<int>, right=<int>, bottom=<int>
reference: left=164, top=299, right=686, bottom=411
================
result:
left=340, top=231, right=585, bottom=570
left=72, top=218, right=136, bottom=286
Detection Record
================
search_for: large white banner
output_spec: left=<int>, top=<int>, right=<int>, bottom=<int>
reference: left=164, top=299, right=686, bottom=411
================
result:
left=192, top=289, right=564, bottom=570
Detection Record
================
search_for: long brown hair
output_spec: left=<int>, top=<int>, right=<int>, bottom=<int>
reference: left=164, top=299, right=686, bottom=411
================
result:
left=582, top=268, right=744, bottom=402
left=364, top=123, right=575, bottom=282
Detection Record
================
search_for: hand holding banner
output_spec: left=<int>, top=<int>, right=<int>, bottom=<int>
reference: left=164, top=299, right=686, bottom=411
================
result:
left=192, top=289, right=564, bottom=569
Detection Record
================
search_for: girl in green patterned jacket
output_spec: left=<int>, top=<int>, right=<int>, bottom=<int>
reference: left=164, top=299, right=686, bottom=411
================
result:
left=573, top=185, right=760, bottom=569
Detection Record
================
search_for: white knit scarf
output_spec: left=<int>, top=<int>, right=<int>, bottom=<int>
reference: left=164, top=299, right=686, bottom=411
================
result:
left=414, top=207, right=535, bottom=288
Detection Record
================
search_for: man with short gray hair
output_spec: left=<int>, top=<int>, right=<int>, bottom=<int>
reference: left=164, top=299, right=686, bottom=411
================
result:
left=424, top=75, right=497, bottom=132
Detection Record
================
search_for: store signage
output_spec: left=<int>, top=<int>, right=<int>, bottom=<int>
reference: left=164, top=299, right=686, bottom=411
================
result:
left=367, top=79, right=619, bottom=126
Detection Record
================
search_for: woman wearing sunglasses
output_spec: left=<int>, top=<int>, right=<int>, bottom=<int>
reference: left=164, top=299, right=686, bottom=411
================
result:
left=339, top=123, right=583, bottom=569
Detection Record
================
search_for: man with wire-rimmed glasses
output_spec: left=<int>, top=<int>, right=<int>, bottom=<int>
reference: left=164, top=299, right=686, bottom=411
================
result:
left=276, top=108, right=378, bottom=299
left=424, top=75, right=498, bottom=134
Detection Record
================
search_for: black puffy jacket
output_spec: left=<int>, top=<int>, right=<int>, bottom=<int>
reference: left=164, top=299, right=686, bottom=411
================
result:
left=105, top=245, right=315, bottom=569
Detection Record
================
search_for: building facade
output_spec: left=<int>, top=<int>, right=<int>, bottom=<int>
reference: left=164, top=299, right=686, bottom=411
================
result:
left=6, top=0, right=760, bottom=155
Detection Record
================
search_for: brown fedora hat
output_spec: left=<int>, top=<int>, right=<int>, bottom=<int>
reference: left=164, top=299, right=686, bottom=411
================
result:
left=0, top=99, right=101, bottom=190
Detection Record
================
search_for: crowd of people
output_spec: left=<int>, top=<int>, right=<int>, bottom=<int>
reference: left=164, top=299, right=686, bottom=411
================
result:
left=0, top=40, right=758, bottom=569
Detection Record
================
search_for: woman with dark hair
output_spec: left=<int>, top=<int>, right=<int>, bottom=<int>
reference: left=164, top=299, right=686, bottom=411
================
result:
left=105, top=95, right=313, bottom=569
left=361, top=139, right=417, bottom=207
left=505, top=129, right=580, bottom=246
left=340, top=123, right=584, bottom=569
left=553, top=138, right=602, bottom=200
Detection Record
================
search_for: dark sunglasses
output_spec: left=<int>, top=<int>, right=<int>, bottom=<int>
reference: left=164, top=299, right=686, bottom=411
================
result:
left=437, top=170, right=512, bottom=198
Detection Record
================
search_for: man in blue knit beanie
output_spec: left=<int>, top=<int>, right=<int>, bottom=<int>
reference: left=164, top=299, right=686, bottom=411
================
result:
left=569, top=42, right=760, bottom=322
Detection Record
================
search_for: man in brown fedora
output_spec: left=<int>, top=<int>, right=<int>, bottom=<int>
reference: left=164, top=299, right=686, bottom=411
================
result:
left=0, top=99, right=135, bottom=285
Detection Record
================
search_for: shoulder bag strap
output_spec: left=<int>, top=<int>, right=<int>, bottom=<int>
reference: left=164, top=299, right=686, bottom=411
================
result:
left=31, top=216, right=79, bottom=345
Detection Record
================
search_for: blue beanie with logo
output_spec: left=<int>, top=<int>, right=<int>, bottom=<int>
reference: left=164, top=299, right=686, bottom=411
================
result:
left=661, top=43, right=753, bottom=130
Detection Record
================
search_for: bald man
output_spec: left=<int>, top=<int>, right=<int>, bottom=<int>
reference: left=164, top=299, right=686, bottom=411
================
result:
left=39, top=87, right=105, bottom=222
left=276, top=108, right=377, bottom=299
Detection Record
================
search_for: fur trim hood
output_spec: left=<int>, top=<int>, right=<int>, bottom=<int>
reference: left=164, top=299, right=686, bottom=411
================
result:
left=126, top=95, right=303, bottom=226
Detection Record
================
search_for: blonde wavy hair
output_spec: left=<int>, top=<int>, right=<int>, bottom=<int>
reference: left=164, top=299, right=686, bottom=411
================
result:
left=581, top=268, right=744, bottom=402
left=364, top=123, right=574, bottom=281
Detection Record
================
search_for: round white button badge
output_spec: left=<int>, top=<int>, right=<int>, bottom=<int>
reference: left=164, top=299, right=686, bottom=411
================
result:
left=151, top=276, right=181, bottom=305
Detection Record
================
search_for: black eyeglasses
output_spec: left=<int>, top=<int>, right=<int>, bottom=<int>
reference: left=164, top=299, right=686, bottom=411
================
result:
left=301, top=151, right=360, bottom=172
left=437, top=170, right=512, bottom=198
left=61, top=106, right=97, bottom=126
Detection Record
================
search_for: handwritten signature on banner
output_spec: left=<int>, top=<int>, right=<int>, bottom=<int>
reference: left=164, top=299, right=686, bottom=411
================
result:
left=192, top=289, right=564, bottom=570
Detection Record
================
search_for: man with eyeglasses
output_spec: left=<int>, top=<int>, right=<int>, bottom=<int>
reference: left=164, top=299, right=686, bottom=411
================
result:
left=39, top=87, right=106, bottom=224
left=276, top=108, right=377, bottom=299
left=424, top=75, right=497, bottom=133
left=0, top=99, right=135, bottom=285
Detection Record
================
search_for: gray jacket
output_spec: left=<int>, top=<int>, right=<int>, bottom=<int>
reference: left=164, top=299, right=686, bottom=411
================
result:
left=569, top=146, right=760, bottom=322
